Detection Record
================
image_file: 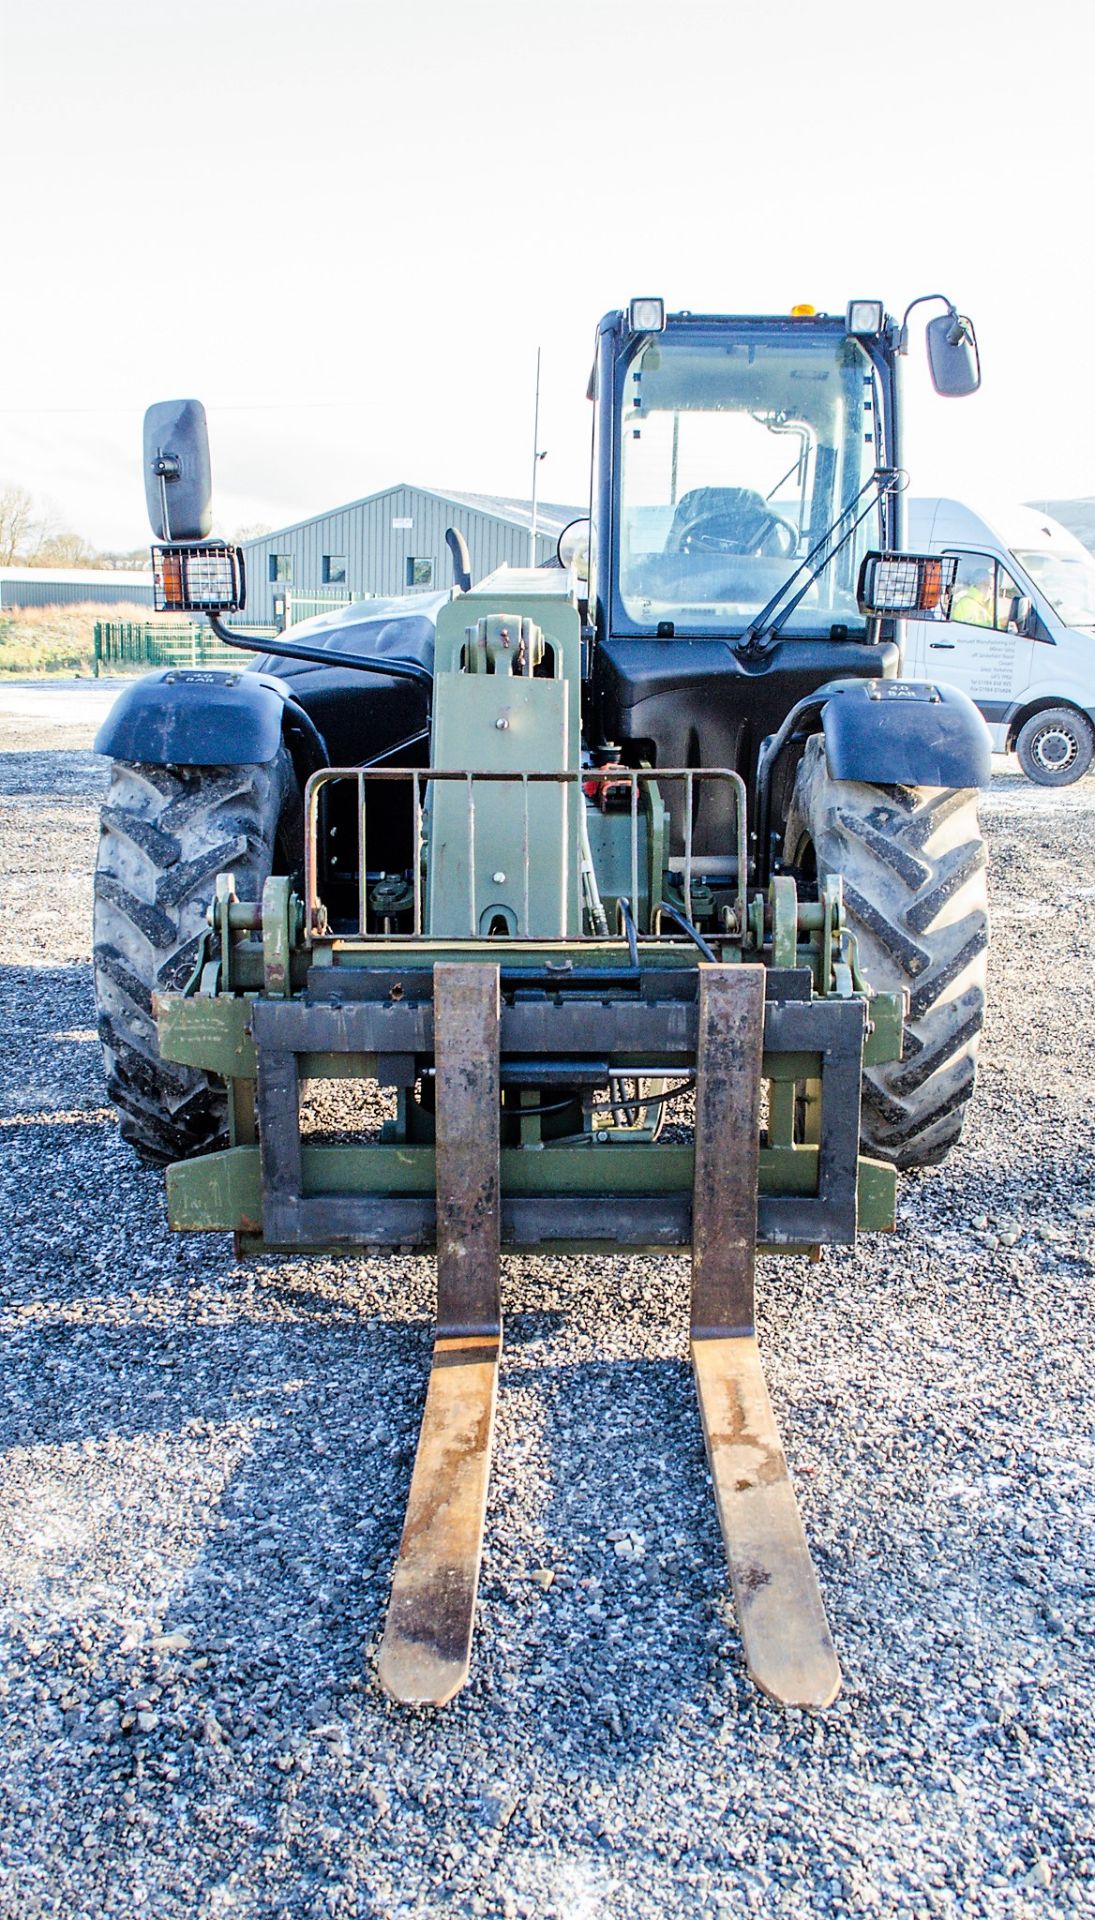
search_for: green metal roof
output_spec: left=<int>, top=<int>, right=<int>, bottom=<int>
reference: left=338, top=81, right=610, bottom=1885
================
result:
left=240, top=483, right=584, bottom=547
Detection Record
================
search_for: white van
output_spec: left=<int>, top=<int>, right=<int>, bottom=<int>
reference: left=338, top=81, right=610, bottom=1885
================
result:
left=904, top=497, right=1095, bottom=783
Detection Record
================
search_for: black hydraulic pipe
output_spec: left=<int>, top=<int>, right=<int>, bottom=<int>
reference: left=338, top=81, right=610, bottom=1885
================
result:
left=656, top=902, right=719, bottom=963
left=282, top=696, right=329, bottom=769
left=205, top=612, right=434, bottom=692
left=617, top=896, right=640, bottom=968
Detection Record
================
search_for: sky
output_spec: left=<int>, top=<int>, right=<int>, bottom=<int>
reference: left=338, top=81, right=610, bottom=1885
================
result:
left=2, top=0, right=1093, bottom=551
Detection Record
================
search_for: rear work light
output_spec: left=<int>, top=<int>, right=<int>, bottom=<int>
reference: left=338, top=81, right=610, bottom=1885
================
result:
left=152, top=542, right=245, bottom=613
left=857, top=551, right=958, bottom=617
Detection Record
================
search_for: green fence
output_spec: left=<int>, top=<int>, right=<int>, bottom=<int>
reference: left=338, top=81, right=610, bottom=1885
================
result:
left=92, top=591, right=371, bottom=676
left=92, top=623, right=260, bottom=676
left=281, top=588, right=368, bottom=622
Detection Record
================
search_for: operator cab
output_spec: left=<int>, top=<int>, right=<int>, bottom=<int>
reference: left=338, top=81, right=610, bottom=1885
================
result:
left=587, top=305, right=902, bottom=849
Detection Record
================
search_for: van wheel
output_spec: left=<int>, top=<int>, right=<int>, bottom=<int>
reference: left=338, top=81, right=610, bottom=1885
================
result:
left=1014, top=707, right=1094, bottom=785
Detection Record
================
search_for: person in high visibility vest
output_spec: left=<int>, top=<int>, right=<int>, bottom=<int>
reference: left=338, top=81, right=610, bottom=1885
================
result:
left=950, top=566, right=995, bottom=627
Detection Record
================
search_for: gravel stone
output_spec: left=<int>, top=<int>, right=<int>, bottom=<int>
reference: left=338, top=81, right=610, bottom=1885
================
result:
left=1, top=685, right=1093, bottom=1918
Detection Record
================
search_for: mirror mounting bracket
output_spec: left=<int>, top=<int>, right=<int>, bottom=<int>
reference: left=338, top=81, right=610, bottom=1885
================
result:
left=896, top=292, right=980, bottom=397
left=897, top=291, right=954, bottom=354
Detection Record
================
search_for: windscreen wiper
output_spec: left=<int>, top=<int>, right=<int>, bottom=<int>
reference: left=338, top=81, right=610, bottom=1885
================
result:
left=735, top=468, right=903, bottom=659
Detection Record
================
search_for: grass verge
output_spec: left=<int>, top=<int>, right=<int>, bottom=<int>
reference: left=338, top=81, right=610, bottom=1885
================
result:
left=0, top=604, right=192, bottom=677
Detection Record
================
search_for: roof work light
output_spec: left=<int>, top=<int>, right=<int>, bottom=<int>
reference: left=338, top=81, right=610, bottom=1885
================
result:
left=628, top=297, right=665, bottom=333
left=846, top=300, right=885, bottom=336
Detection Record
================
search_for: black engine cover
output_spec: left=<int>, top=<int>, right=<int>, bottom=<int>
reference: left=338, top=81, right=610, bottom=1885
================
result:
left=593, top=635, right=897, bottom=854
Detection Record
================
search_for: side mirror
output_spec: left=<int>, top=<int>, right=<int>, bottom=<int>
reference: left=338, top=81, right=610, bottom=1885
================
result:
left=1020, top=599, right=1053, bottom=642
left=557, top=516, right=591, bottom=582
left=925, top=312, right=981, bottom=397
left=143, top=399, right=213, bottom=540
left=1014, top=595, right=1033, bottom=634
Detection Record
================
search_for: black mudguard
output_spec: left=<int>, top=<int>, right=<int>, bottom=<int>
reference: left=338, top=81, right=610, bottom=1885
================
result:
left=818, top=677, right=992, bottom=787
left=94, top=594, right=442, bottom=772
left=94, top=668, right=295, bottom=767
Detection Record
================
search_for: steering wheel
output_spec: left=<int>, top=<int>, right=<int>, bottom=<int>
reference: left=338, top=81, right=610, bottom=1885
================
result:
left=679, top=507, right=797, bottom=559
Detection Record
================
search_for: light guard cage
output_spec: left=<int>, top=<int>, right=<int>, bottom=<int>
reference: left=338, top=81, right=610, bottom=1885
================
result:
left=857, top=550, right=958, bottom=617
left=151, top=542, right=246, bottom=614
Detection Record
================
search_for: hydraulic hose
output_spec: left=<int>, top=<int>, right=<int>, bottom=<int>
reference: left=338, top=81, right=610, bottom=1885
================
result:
left=578, top=800, right=611, bottom=937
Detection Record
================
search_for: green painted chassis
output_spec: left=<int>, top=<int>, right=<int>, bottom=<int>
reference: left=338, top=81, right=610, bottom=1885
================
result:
left=150, top=582, right=904, bottom=1260
left=154, top=875, right=902, bottom=1260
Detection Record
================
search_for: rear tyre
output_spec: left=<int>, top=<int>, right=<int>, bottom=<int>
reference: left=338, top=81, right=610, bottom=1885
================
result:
left=1014, top=706, right=1093, bottom=785
left=784, top=735, right=989, bottom=1170
left=93, top=754, right=299, bottom=1164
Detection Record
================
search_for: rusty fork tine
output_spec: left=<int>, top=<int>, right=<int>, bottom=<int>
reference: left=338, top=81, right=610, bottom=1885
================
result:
left=378, top=964, right=502, bottom=1707
left=691, top=965, right=841, bottom=1710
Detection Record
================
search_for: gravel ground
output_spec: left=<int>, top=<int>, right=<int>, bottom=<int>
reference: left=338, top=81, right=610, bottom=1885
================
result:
left=1, top=685, right=1093, bottom=1919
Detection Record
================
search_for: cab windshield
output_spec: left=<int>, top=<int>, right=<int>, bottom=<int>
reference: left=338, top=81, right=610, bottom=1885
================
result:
left=617, top=328, right=881, bottom=636
left=1012, top=548, right=1095, bottom=628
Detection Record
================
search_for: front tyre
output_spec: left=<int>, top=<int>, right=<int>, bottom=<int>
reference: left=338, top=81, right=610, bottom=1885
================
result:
left=93, top=753, right=299, bottom=1164
left=1014, top=706, right=1094, bottom=786
left=784, top=736, right=989, bottom=1170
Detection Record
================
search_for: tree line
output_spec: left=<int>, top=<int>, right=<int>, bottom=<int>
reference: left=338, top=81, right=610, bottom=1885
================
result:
left=1, top=483, right=273, bottom=570
left=0, top=482, right=150, bottom=571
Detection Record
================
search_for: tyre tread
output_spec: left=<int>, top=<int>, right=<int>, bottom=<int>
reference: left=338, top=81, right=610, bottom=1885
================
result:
left=785, top=736, right=988, bottom=1170
left=94, top=754, right=293, bottom=1164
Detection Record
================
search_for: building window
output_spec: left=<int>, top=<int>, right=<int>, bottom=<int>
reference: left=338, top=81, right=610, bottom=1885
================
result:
left=405, top=556, right=433, bottom=588
left=322, top=554, right=347, bottom=585
left=269, top=553, right=293, bottom=584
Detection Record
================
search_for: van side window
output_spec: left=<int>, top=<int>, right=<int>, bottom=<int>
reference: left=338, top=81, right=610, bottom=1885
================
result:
left=944, top=552, right=1024, bottom=631
left=994, top=564, right=1024, bottom=631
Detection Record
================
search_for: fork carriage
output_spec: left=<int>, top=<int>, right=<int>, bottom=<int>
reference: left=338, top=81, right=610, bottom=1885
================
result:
left=156, top=756, right=901, bottom=1264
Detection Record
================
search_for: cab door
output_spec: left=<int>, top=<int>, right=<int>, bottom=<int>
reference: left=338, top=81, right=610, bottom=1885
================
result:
left=917, top=548, right=1036, bottom=719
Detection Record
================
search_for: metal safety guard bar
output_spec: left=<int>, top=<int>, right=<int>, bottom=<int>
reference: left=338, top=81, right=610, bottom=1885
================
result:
left=303, top=766, right=748, bottom=939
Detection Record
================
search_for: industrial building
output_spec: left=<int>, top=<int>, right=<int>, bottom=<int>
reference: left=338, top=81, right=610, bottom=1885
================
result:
left=0, top=566, right=154, bottom=610
left=238, top=484, right=583, bottom=626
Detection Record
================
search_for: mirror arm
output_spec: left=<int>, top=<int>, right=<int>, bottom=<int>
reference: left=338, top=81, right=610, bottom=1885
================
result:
left=897, top=291, right=958, bottom=354
left=152, top=453, right=182, bottom=541
left=204, top=613, right=435, bottom=692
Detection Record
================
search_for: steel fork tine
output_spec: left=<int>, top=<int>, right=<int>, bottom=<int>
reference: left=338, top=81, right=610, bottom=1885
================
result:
left=378, top=964, right=502, bottom=1706
left=691, top=965, right=841, bottom=1709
